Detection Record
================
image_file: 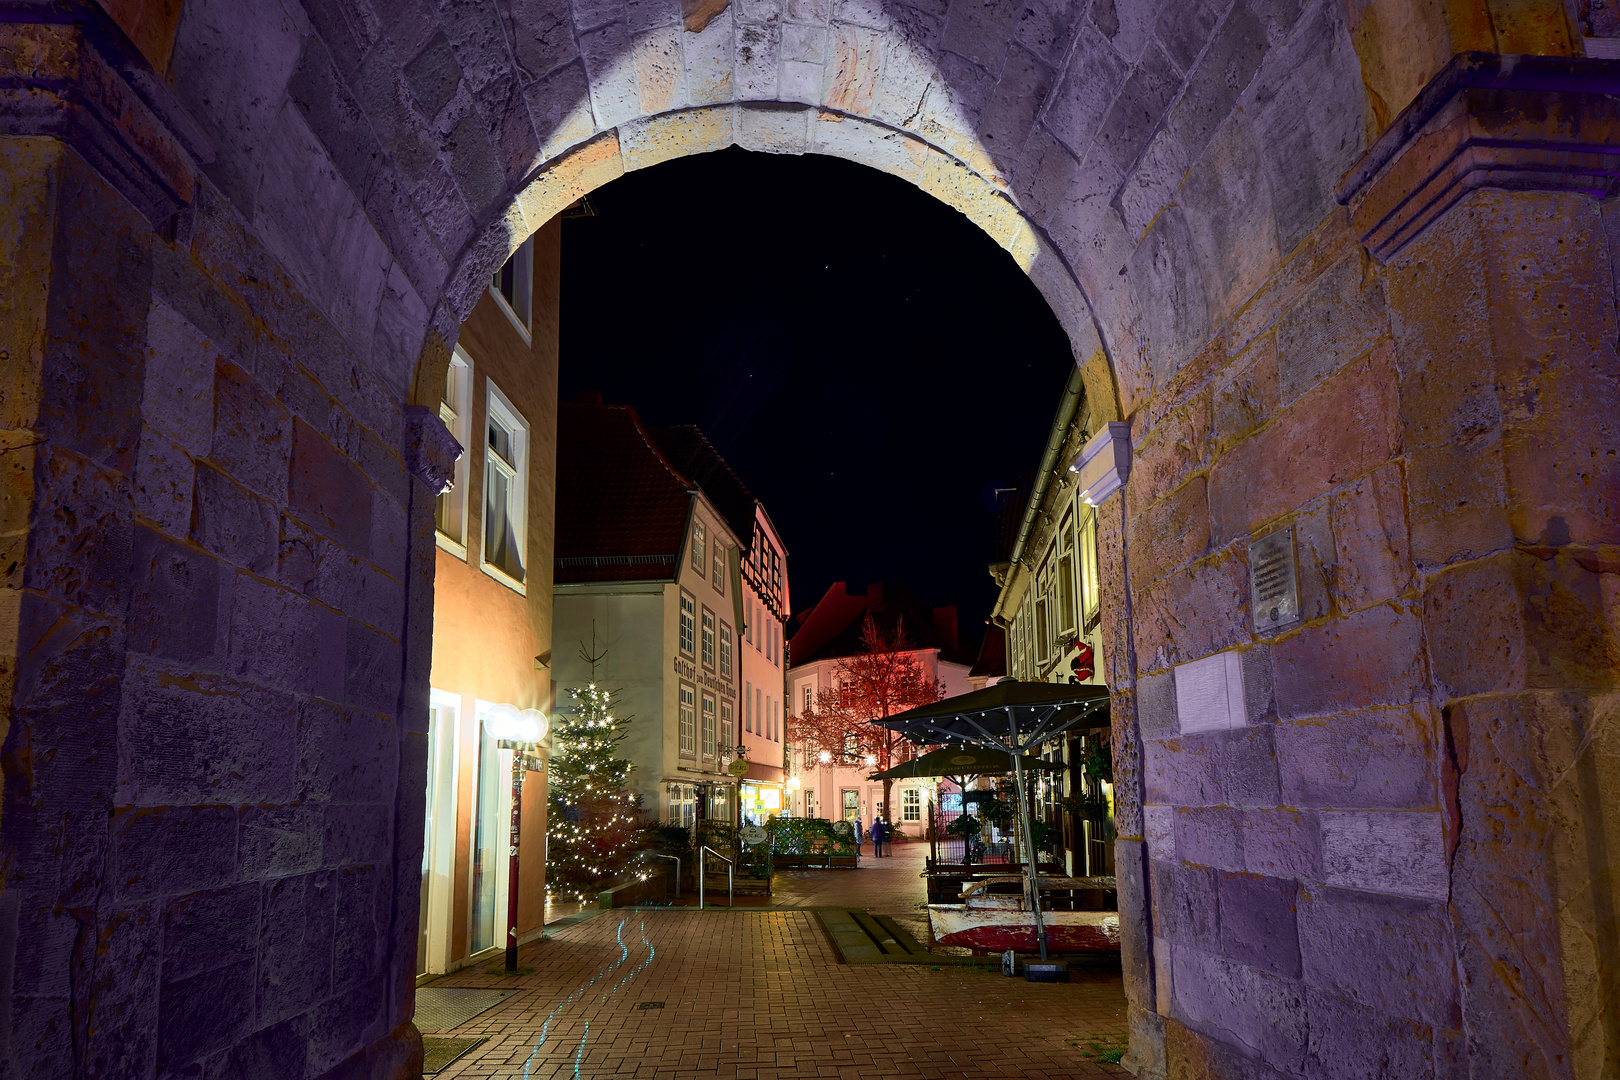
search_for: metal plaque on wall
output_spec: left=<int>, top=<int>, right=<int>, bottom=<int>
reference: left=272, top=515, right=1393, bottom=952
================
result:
left=1249, top=526, right=1300, bottom=633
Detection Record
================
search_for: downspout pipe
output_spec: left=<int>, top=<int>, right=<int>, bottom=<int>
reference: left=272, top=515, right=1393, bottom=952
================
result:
left=994, top=364, right=1085, bottom=624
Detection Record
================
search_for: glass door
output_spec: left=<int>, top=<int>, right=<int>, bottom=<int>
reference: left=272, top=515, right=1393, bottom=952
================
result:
left=420, top=691, right=461, bottom=975
left=470, top=705, right=508, bottom=955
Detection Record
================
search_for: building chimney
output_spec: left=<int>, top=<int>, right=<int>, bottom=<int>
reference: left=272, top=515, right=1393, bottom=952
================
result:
left=933, top=606, right=958, bottom=651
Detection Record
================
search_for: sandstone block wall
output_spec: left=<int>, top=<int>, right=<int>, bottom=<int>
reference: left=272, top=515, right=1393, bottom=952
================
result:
left=3, top=0, right=1616, bottom=1077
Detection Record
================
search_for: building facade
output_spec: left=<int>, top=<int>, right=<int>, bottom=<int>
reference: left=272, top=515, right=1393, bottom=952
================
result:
left=786, top=583, right=975, bottom=838
left=420, top=223, right=560, bottom=976
left=989, top=367, right=1113, bottom=878
left=551, top=403, right=788, bottom=832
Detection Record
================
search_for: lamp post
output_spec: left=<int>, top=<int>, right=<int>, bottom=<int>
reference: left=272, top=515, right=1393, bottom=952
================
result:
left=485, top=703, right=548, bottom=973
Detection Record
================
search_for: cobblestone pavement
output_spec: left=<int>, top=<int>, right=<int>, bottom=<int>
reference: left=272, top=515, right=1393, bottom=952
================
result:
left=425, top=908, right=1130, bottom=1079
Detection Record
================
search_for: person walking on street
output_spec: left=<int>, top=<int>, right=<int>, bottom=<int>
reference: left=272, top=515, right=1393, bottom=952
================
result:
left=855, top=817, right=864, bottom=853
left=872, top=817, right=888, bottom=857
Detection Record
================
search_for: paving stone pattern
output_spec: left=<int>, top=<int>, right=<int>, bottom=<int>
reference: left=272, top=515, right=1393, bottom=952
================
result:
left=427, top=909, right=1128, bottom=1078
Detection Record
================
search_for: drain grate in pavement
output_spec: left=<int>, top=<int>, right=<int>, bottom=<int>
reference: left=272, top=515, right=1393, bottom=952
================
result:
left=415, top=988, right=515, bottom=1031
left=636, top=1001, right=665, bottom=1010
left=423, top=1036, right=486, bottom=1074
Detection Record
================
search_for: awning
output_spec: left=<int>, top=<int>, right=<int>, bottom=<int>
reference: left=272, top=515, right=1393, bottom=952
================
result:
left=866, top=745, right=1060, bottom=782
left=871, top=680, right=1110, bottom=754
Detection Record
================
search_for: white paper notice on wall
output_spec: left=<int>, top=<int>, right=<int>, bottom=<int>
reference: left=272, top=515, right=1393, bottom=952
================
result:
left=1173, top=651, right=1246, bottom=734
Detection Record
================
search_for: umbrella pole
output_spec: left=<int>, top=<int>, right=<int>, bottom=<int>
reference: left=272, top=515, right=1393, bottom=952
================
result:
left=1007, top=707, right=1049, bottom=963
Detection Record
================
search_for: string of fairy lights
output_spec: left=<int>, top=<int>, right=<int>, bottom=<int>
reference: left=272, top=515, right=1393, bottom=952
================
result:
left=546, top=684, right=642, bottom=900
left=517, top=917, right=658, bottom=1079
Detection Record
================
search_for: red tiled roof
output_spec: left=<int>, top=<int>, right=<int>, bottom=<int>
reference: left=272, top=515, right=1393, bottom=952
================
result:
left=969, top=623, right=1007, bottom=679
left=788, top=582, right=978, bottom=667
left=555, top=403, right=693, bottom=584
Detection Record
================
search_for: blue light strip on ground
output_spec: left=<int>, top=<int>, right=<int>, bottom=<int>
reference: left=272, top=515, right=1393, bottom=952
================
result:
left=519, top=917, right=656, bottom=1079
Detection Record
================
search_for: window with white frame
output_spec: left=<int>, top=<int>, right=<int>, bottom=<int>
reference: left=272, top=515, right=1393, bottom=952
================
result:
left=482, top=382, right=528, bottom=590
left=902, top=788, right=922, bottom=821
left=801, top=682, right=813, bottom=716
left=435, top=347, right=473, bottom=555
left=702, top=692, right=717, bottom=758
left=721, top=700, right=733, bottom=754
left=713, top=546, right=725, bottom=592
left=719, top=622, right=733, bottom=679
left=1058, top=509, right=1077, bottom=637
left=679, top=684, right=696, bottom=757
left=691, top=520, right=705, bottom=572
left=490, top=236, right=533, bottom=341
left=701, top=608, right=716, bottom=669
left=679, top=592, right=696, bottom=657
left=1081, top=510, right=1101, bottom=628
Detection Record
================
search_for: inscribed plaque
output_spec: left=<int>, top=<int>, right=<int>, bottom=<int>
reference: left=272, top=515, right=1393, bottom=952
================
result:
left=1249, top=527, right=1300, bottom=633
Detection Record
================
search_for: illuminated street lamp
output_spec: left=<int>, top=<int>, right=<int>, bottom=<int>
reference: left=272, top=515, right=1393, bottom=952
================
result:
left=818, top=750, right=831, bottom=764
left=863, top=755, right=876, bottom=767
left=485, top=703, right=548, bottom=972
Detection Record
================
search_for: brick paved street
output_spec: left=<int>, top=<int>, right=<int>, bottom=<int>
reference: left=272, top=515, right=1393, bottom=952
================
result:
left=424, top=908, right=1128, bottom=1079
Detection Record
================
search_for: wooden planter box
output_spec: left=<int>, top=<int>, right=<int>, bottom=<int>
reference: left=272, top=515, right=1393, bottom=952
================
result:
left=772, top=854, right=858, bottom=868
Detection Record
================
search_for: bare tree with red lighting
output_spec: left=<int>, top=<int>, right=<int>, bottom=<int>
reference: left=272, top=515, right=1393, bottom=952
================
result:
left=795, top=615, right=945, bottom=826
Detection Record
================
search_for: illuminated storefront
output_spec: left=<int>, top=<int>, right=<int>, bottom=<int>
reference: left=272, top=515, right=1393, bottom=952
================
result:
left=739, top=781, right=783, bottom=824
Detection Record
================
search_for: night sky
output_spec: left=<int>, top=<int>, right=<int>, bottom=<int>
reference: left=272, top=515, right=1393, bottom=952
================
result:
left=559, top=146, right=1073, bottom=647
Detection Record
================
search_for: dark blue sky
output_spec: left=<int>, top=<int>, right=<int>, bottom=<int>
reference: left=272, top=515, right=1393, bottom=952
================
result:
left=559, top=146, right=1073, bottom=647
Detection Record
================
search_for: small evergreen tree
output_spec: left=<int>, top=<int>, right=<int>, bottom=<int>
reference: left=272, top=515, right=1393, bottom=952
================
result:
left=546, top=680, right=642, bottom=901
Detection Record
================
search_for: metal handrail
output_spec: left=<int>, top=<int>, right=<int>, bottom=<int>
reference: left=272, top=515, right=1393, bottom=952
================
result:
left=698, top=846, right=733, bottom=909
left=648, top=852, right=681, bottom=901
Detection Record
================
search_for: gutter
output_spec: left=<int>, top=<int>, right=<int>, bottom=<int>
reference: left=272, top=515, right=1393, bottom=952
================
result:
left=991, top=363, right=1085, bottom=626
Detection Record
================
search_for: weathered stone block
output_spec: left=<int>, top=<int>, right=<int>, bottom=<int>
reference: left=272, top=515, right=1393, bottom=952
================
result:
left=1130, top=388, right=1213, bottom=509
left=128, top=525, right=223, bottom=664
left=1131, top=545, right=1248, bottom=672
left=1297, top=885, right=1458, bottom=1029
left=1421, top=553, right=1526, bottom=701
left=1329, top=462, right=1412, bottom=611
left=290, top=418, right=374, bottom=557
left=1152, top=858, right=1221, bottom=952
left=157, top=957, right=256, bottom=1072
left=1239, top=807, right=1319, bottom=879
left=163, top=882, right=261, bottom=983
left=332, top=867, right=389, bottom=989
left=205, top=1013, right=309, bottom=1080
left=1128, top=475, right=1210, bottom=591
left=323, top=803, right=393, bottom=867
left=1175, top=806, right=1242, bottom=871
left=307, top=974, right=388, bottom=1077
left=1170, top=947, right=1309, bottom=1073
left=581, top=22, right=642, bottom=129
left=1304, top=988, right=1434, bottom=1080
left=1275, top=249, right=1388, bottom=405
left=738, top=102, right=810, bottom=153
left=192, top=462, right=280, bottom=576
left=26, top=448, right=134, bottom=616
left=1222, top=724, right=1281, bottom=807
left=1144, top=735, right=1222, bottom=806
left=345, top=619, right=403, bottom=714
left=239, top=804, right=323, bottom=879
left=633, top=25, right=688, bottom=113
left=1040, top=24, right=1130, bottom=159
left=735, top=20, right=782, bottom=99
left=1207, top=343, right=1400, bottom=544
left=259, top=871, right=336, bottom=1027
left=1143, top=803, right=1175, bottom=858
left=1272, top=603, right=1426, bottom=719
left=1218, top=871, right=1299, bottom=978
left=143, top=299, right=218, bottom=456
left=84, top=901, right=162, bottom=1079
left=683, top=7, right=736, bottom=104
left=1138, top=667, right=1178, bottom=735
left=227, top=573, right=347, bottom=700
left=1211, top=332, right=1278, bottom=456
left=116, top=656, right=299, bottom=807
left=111, top=805, right=239, bottom=901
left=132, top=433, right=196, bottom=539
left=1402, top=436, right=1511, bottom=571
left=805, top=112, right=928, bottom=180
left=1276, top=707, right=1438, bottom=810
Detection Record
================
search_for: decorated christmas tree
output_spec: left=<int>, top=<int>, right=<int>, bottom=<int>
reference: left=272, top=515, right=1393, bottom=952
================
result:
left=545, top=679, right=642, bottom=901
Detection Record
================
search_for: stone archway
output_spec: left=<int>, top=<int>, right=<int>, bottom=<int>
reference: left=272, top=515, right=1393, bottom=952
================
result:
left=2, top=0, right=1618, bottom=1077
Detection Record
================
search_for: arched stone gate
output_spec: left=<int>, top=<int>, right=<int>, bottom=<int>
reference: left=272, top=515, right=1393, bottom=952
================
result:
left=1, top=0, right=1616, bottom=1077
